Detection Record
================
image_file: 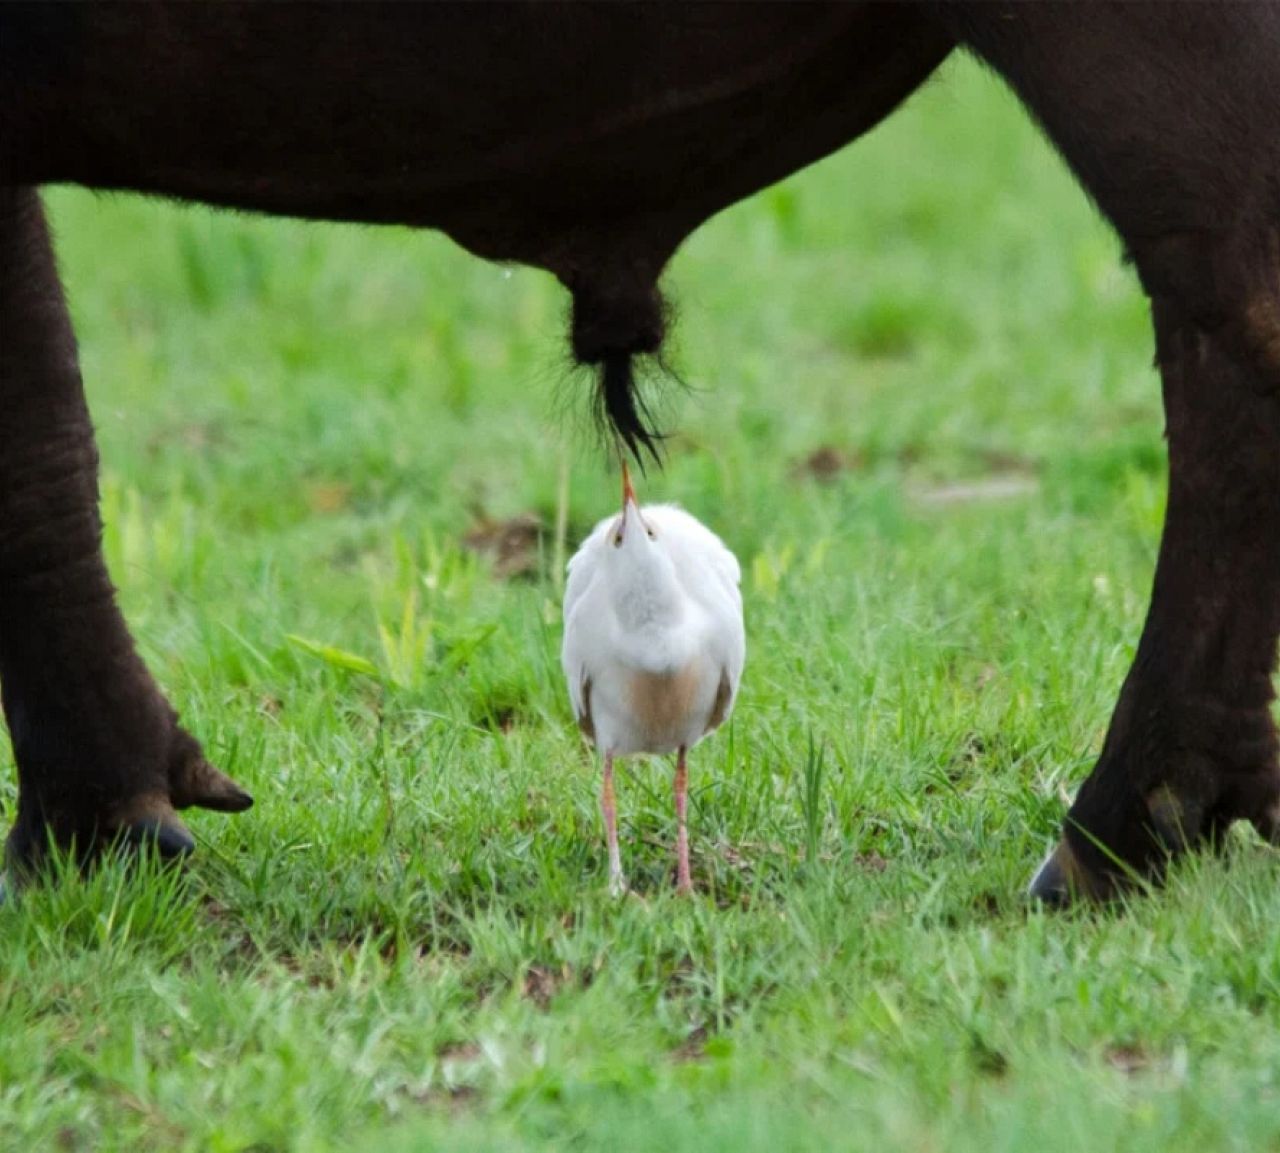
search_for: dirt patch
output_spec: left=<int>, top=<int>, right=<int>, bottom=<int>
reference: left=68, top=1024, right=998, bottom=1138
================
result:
left=437, top=1040, right=482, bottom=1064
left=522, top=964, right=566, bottom=1010
left=407, top=1045, right=484, bottom=1116
left=910, top=473, right=1040, bottom=507
left=146, top=420, right=228, bottom=457
left=672, top=1025, right=709, bottom=1064
left=974, top=448, right=1039, bottom=474
left=969, top=1033, right=1009, bottom=1077
left=1105, top=1043, right=1150, bottom=1075
left=463, top=512, right=544, bottom=579
left=305, top=481, right=353, bottom=514
left=258, top=693, right=283, bottom=717
left=856, top=851, right=889, bottom=874
left=790, top=445, right=866, bottom=484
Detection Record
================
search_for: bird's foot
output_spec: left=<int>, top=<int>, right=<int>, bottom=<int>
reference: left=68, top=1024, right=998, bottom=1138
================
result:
left=608, top=871, right=630, bottom=899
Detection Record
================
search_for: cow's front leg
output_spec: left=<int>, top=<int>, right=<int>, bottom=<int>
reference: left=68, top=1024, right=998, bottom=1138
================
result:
left=1033, top=284, right=1280, bottom=901
left=0, top=187, right=250, bottom=880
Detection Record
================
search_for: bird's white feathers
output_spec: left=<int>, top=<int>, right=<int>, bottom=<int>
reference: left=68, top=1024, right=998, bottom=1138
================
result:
left=562, top=502, right=744, bottom=756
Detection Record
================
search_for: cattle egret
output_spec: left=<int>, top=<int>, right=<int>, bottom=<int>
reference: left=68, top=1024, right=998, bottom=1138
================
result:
left=562, top=464, right=745, bottom=895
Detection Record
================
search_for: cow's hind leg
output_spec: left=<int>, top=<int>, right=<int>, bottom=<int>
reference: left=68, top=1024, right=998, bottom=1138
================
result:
left=931, top=4, right=1280, bottom=899
left=1032, top=289, right=1280, bottom=901
left=0, top=187, right=250, bottom=880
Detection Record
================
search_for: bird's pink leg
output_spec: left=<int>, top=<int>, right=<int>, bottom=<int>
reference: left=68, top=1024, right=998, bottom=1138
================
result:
left=675, top=746, right=692, bottom=895
left=601, top=750, right=626, bottom=896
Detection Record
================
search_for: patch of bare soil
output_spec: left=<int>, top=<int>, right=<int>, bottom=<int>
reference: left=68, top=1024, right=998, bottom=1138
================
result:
left=463, top=512, right=544, bottom=579
left=790, top=445, right=866, bottom=484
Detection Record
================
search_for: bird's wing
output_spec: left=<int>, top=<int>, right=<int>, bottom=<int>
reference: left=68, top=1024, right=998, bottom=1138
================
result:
left=640, top=506, right=746, bottom=731
left=644, top=504, right=742, bottom=608
left=561, top=516, right=615, bottom=735
left=576, top=674, right=596, bottom=742
left=705, top=667, right=734, bottom=734
left=693, top=612, right=745, bottom=740
left=707, top=601, right=746, bottom=731
left=562, top=520, right=605, bottom=627
left=561, top=578, right=596, bottom=730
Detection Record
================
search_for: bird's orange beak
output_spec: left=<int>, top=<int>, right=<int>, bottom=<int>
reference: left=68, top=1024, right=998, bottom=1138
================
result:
left=621, top=459, right=637, bottom=510
left=617, top=459, right=649, bottom=543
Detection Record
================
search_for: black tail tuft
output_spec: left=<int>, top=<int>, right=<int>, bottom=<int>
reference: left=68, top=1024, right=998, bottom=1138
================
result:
left=597, top=353, right=665, bottom=467
left=569, top=272, right=670, bottom=468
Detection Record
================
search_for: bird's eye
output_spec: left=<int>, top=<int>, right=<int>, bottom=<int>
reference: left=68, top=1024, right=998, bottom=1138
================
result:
left=613, top=532, right=623, bottom=548
left=646, top=527, right=656, bottom=540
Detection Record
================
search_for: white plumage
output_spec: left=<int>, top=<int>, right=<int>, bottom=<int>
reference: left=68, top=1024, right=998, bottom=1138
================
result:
left=562, top=468, right=745, bottom=895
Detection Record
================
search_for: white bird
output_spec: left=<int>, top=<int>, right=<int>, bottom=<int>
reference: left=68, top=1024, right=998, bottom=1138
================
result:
left=562, top=463, right=745, bottom=895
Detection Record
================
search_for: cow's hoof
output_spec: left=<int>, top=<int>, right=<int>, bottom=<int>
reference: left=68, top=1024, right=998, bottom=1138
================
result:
left=4, top=721, right=251, bottom=885
left=4, top=796, right=198, bottom=881
left=121, top=809, right=198, bottom=859
left=1027, top=838, right=1117, bottom=906
left=1030, top=766, right=1280, bottom=907
left=1027, top=847, right=1071, bottom=907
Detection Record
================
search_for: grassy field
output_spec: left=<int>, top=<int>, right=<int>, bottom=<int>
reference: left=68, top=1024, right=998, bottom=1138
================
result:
left=4, top=56, right=1279, bottom=1150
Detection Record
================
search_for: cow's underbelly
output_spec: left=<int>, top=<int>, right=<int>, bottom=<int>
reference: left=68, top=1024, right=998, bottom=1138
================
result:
left=3, top=3, right=952, bottom=281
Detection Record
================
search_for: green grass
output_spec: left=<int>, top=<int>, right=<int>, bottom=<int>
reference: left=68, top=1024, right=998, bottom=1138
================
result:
left=4, top=57, right=1278, bottom=1150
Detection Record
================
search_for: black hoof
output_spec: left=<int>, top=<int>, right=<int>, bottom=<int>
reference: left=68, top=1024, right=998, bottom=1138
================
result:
left=123, top=814, right=197, bottom=860
left=1027, top=837, right=1116, bottom=907
left=4, top=794, right=203, bottom=884
left=1027, top=848, right=1073, bottom=908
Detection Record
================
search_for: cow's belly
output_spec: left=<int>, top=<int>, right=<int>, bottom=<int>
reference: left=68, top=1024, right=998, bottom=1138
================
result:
left=2, top=3, right=952, bottom=277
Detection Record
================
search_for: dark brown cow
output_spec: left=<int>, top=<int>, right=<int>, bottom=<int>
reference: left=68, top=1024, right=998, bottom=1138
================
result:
left=2, top=3, right=1278, bottom=904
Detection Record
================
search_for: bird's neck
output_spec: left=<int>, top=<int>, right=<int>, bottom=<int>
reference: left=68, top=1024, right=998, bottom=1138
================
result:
left=610, top=550, right=683, bottom=632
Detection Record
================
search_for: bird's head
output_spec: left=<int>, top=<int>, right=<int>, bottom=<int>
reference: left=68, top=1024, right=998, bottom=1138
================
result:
left=610, top=460, right=657, bottom=555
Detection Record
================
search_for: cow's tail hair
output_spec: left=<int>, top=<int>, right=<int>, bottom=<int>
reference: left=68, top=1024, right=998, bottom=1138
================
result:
left=569, top=272, right=672, bottom=468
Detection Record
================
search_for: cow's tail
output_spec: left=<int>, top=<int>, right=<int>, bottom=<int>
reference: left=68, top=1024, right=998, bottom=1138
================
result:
left=569, top=270, right=670, bottom=467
